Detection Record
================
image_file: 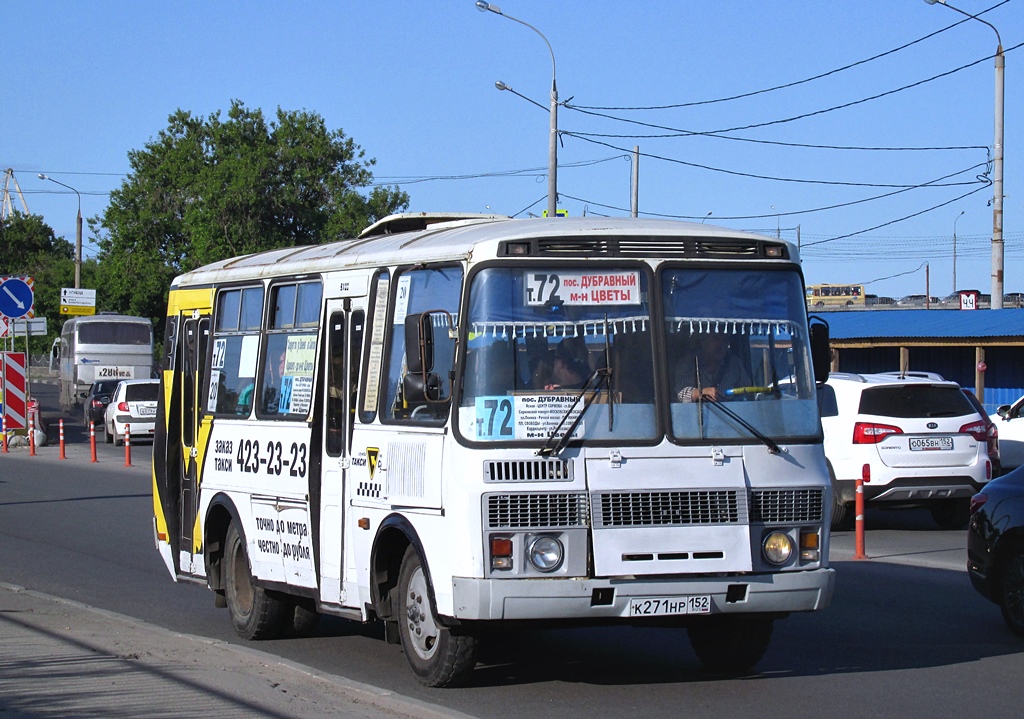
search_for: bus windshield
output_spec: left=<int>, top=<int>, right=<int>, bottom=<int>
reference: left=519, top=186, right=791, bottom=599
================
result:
left=664, top=268, right=819, bottom=443
left=458, top=266, right=657, bottom=444
left=78, top=322, right=152, bottom=345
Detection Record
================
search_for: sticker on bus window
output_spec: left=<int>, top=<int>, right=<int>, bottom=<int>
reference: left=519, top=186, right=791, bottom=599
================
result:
left=393, top=275, right=412, bottom=325
left=474, top=394, right=584, bottom=440
left=239, top=335, right=259, bottom=380
left=207, top=369, right=220, bottom=412
left=524, top=271, right=640, bottom=307
left=279, top=335, right=316, bottom=414
left=211, top=338, right=227, bottom=370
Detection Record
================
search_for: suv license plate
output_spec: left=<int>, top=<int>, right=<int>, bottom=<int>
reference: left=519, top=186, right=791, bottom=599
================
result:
left=628, top=596, right=711, bottom=617
left=910, top=436, right=953, bottom=451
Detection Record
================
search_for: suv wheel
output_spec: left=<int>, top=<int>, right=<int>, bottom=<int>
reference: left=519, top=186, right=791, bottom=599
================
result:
left=929, top=499, right=970, bottom=530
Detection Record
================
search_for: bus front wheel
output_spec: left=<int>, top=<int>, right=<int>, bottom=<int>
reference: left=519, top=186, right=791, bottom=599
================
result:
left=687, top=615, right=774, bottom=673
left=396, top=546, right=478, bottom=687
left=224, top=522, right=287, bottom=640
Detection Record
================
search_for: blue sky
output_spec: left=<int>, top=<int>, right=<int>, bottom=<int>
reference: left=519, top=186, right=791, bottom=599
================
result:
left=4, top=1, right=1022, bottom=300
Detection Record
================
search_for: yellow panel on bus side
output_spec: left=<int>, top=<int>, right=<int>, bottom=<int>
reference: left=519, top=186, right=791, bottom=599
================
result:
left=167, top=287, right=215, bottom=315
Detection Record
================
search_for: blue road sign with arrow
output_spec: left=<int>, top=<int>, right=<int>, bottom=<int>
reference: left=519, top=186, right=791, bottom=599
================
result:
left=0, top=277, right=34, bottom=320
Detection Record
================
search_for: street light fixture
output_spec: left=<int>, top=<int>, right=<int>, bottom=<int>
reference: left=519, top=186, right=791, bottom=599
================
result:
left=925, top=0, right=1004, bottom=308
left=38, top=173, right=83, bottom=289
left=953, top=210, right=965, bottom=294
left=477, top=1, right=559, bottom=219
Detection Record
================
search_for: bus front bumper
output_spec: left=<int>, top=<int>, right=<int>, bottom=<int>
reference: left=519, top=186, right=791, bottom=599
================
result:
left=450, top=567, right=835, bottom=621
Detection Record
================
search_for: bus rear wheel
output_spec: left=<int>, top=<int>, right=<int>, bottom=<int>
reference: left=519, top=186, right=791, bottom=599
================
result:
left=224, top=522, right=287, bottom=640
left=397, top=546, right=478, bottom=687
left=687, top=615, right=774, bottom=673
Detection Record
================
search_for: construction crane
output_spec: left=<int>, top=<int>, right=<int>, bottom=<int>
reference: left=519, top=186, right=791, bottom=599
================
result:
left=2, top=168, right=30, bottom=220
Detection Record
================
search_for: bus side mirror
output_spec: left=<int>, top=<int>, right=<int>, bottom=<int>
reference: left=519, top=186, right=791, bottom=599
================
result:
left=49, top=338, right=61, bottom=372
left=404, top=313, right=434, bottom=374
left=809, top=316, right=830, bottom=384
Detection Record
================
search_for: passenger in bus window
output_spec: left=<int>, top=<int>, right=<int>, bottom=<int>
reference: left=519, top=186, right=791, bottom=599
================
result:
left=674, top=332, right=750, bottom=402
left=544, top=337, right=591, bottom=390
left=261, top=343, right=288, bottom=414
left=530, top=354, right=554, bottom=390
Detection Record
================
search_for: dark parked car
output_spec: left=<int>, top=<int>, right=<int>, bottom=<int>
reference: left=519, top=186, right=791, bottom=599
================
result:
left=1004, top=292, right=1024, bottom=308
left=82, top=380, right=121, bottom=428
left=968, top=469, right=1024, bottom=636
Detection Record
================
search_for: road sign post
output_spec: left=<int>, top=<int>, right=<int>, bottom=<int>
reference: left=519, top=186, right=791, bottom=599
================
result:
left=0, top=277, right=34, bottom=321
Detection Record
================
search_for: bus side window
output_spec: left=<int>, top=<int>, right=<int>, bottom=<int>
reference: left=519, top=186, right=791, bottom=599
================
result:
left=384, top=266, right=462, bottom=423
left=209, top=287, right=263, bottom=417
left=258, top=281, right=321, bottom=419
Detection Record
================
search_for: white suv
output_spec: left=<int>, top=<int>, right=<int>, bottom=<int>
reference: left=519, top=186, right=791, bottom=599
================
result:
left=819, top=372, right=992, bottom=529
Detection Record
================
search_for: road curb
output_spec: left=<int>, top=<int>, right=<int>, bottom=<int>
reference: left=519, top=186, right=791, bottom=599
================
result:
left=0, top=581, right=479, bottom=719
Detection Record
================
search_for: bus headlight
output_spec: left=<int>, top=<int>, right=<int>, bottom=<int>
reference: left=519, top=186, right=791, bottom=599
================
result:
left=527, top=535, right=563, bottom=572
left=762, top=531, right=793, bottom=565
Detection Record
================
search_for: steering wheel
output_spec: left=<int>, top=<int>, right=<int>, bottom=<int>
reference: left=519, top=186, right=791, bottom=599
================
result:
left=723, top=386, right=772, bottom=400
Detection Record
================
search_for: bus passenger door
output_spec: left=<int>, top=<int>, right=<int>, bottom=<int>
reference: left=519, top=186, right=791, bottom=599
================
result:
left=179, top=313, right=210, bottom=574
left=319, top=302, right=362, bottom=605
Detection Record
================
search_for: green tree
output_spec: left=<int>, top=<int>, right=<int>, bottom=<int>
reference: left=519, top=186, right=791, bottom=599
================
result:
left=94, top=100, right=409, bottom=330
left=0, top=212, right=75, bottom=348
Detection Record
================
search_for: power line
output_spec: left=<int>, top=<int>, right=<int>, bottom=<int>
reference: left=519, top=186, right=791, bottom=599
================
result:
left=566, top=132, right=989, bottom=189
left=569, top=1, right=1010, bottom=111
left=801, top=184, right=990, bottom=246
left=566, top=41, right=1024, bottom=140
left=371, top=155, right=626, bottom=187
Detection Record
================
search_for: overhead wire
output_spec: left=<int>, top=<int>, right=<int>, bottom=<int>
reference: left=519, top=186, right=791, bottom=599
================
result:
left=801, top=184, right=991, bottom=246
left=566, top=42, right=1024, bottom=140
left=569, top=1, right=1010, bottom=111
left=564, top=132, right=989, bottom=189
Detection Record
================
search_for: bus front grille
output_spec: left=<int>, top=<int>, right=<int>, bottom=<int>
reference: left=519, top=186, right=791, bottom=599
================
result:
left=592, top=490, right=746, bottom=527
left=484, top=459, right=572, bottom=483
left=535, top=237, right=779, bottom=259
left=751, top=488, right=824, bottom=523
left=486, top=492, right=589, bottom=529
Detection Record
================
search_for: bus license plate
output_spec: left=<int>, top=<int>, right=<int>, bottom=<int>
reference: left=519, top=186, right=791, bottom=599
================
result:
left=629, top=596, right=711, bottom=617
left=910, top=436, right=953, bottom=451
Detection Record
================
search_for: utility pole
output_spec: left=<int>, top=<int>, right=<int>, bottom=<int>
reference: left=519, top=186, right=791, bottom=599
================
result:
left=2, top=169, right=30, bottom=220
left=631, top=146, right=639, bottom=218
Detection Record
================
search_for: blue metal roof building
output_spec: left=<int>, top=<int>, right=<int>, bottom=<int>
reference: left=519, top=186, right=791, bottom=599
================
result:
left=818, top=309, right=1024, bottom=412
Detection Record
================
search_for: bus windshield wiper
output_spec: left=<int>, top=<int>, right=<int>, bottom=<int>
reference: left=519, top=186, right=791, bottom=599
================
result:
left=537, top=367, right=612, bottom=458
left=700, top=398, right=782, bottom=454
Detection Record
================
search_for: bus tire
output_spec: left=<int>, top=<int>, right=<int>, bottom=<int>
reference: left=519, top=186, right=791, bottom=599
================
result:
left=290, top=601, right=321, bottom=637
left=224, top=522, right=287, bottom=640
left=397, top=545, right=478, bottom=687
left=687, top=615, right=774, bottom=673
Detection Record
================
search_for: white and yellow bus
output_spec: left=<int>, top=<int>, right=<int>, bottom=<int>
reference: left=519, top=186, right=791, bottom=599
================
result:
left=152, top=213, right=836, bottom=686
left=805, top=283, right=866, bottom=308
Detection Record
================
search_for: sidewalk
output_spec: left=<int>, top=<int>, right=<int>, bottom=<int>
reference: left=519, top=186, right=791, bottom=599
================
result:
left=0, top=582, right=472, bottom=719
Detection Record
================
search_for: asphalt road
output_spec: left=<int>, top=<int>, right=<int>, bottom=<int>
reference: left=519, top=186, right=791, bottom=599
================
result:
left=2, top=379, right=1023, bottom=718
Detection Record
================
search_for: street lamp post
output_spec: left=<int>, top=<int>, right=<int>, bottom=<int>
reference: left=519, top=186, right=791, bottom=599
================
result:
left=925, top=0, right=1004, bottom=308
left=38, top=173, right=82, bottom=289
left=477, top=1, right=558, bottom=219
left=953, top=210, right=965, bottom=294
